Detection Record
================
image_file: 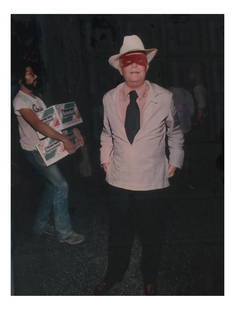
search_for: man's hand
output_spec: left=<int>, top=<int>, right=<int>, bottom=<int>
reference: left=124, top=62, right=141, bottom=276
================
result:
left=168, top=165, right=177, bottom=178
left=102, top=162, right=110, bottom=173
left=73, top=128, right=85, bottom=147
left=77, top=134, right=84, bottom=147
left=62, top=137, right=77, bottom=154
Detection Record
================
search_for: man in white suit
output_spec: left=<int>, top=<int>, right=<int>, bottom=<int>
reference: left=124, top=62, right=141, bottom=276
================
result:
left=95, top=35, right=184, bottom=295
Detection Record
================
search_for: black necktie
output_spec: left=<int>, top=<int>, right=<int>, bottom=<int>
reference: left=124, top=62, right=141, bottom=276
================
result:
left=125, top=90, right=140, bottom=144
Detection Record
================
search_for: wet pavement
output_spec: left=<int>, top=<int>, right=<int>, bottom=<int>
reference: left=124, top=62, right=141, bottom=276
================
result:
left=11, top=145, right=224, bottom=296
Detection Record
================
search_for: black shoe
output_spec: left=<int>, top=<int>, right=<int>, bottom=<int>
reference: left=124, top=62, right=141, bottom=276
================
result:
left=94, top=280, right=117, bottom=295
left=144, top=283, right=157, bottom=295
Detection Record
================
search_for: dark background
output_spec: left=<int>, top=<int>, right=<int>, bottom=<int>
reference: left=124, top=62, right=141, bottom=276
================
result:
left=11, top=14, right=224, bottom=295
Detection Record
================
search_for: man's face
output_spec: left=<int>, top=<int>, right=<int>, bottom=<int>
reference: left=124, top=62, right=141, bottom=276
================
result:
left=119, top=52, right=149, bottom=88
left=21, top=66, right=38, bottom=91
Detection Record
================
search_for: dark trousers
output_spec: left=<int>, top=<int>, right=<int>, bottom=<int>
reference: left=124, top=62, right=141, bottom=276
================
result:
left=105, top=184, right=167, bottom=283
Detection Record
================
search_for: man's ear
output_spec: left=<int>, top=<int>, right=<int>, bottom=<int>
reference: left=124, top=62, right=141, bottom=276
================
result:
left=145, top=64, right=149, bottom=73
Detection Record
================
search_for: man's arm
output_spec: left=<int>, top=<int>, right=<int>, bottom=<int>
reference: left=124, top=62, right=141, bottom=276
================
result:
left=100, top=98, right=114, bottom=173
left=166, top=99, right=184, bottom=177
left=19, top=108, right=76, bottom=154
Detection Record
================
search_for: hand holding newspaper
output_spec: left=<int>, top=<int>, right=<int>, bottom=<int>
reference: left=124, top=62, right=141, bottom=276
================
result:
left=36, top=102, right=83, bottom=166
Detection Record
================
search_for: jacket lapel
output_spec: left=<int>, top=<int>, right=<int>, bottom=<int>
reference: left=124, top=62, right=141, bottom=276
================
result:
left=111, top=81, right=163, bottom=143
left=112, top=84, right=129, bottom=141
left=134, top=81, right=160, bottom=141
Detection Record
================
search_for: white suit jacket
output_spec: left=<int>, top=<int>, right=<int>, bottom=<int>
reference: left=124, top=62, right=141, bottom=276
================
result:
left=100, top=81, right=184, bottom=191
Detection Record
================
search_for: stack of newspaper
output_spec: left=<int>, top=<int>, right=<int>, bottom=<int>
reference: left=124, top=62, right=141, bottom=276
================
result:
left=36, top=101, right=83, bottom=166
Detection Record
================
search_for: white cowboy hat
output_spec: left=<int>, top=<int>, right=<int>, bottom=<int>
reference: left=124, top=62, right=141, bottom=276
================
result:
left=108, top=35, right=158, bottom=70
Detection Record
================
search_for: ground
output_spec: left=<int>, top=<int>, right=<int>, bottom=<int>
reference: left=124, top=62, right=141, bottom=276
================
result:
left=11, top=142, right=224, bottom=295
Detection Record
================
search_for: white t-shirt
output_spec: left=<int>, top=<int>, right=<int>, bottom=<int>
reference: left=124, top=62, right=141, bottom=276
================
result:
left=13, top=90, right=47, bottom=151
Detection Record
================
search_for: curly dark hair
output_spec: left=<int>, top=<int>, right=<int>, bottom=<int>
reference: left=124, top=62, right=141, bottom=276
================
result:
left=16, top=61, right=41, bottom=81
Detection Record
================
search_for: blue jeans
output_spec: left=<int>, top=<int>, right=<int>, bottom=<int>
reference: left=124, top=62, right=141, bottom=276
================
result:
left=23, top=150, right=73, bottom=240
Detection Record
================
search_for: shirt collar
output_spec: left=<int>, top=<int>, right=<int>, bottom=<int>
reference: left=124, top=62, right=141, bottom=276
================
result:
left=19, top=90, right=37, bottom=99
left=122, top=81, right=148, bottom=99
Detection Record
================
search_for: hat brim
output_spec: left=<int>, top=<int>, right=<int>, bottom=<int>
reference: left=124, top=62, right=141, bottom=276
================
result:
left=108, top=48, right=158, bottom=70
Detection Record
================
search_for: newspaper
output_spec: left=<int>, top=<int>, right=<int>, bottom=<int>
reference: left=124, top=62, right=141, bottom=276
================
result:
left=36, top=106, right=62, bottom=139
left=36, top=101, right=83, bottom=139
left=36, top=128, right=82, bottom=166
left=36, top=137, right=68, bottom=166
left=56, top=101, right=83, bottom=129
